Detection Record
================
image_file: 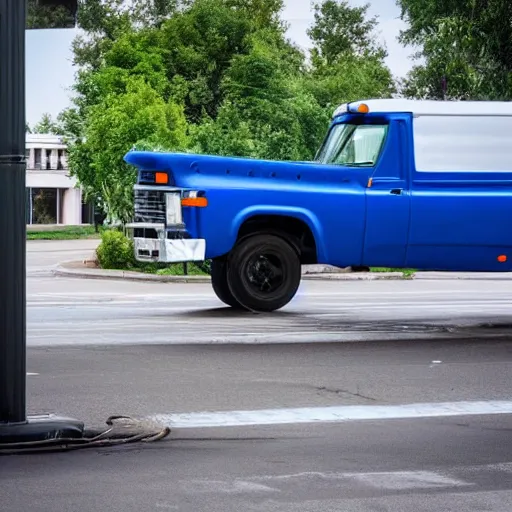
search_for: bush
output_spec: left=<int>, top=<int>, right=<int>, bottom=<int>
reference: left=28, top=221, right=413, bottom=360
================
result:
left=96, top=229, right=136, bottom=270
left=196, top=259, right=212, bottom=275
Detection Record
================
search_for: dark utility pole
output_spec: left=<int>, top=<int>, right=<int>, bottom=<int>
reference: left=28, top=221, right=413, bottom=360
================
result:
left=0, top=0, right=27, bottom=427
left=0, top=0, right=83, bottom=444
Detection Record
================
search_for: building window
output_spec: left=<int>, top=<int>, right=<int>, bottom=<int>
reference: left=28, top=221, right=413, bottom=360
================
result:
left=45, top=149, right=52, bottom=170
left=58, top=149, right=65, bottom=170
left=29, top=188, right=58, bottom=224
left=34, top=148, right=41, bottom=170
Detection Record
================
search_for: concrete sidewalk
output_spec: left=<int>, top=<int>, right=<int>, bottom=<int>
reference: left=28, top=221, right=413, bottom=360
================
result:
left=52, top=260, right=512, bottom=283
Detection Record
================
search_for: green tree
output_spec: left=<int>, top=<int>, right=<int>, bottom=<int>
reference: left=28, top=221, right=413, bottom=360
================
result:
left=191, top=31, right=328, bottom=161
left=26, top=0, right=75, bottom=29
left=398, top=0, right=512, bottom=100
left=306, top=0, right=395, bottom=110
left=68, top=77, right=188, bottom=225
left=70, top=0, right=290, bottom=122
left=308, top=0, right=386, bottom=66
left=307, top=56, right=396, bottom=110
left=72, top=0, right=135, bottom=70
left=222, top=0, right=285, bottom=31
left=32, top=113, right=62, bottom=135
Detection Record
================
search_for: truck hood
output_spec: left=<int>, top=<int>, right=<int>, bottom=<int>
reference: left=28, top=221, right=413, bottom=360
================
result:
left=124, top=151, right=371, bottom=189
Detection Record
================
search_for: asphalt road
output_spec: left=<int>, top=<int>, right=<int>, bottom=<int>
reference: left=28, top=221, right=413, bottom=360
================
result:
left=3, top=414, right=512, bottom=512
left=27, top=275, right=512, bottom=346
left=3, top=240, right=511, bottom=512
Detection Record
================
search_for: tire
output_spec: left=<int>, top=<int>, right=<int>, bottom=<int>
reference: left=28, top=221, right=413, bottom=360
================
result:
left=210, top=258, right=243, bottom=308
left=226, top=234, right=301, bottom=312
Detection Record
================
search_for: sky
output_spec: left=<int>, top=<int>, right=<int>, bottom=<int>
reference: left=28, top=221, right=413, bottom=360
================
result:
left=25, top=0, right=415, bottom=126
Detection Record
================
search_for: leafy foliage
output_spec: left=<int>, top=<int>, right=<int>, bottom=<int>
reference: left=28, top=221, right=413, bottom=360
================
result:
left=308, top=0, right=387, bottom=65
left=397, top=0, right=512, bottom=100
left=32, top=113, right=61, bottom=135
left=26, top=1, right=75, bottom=30
left=72, top=77, right=188, bottom=225
left=96, top=229, right=135, bottom=269
left=57, top=0, right=395, bottom=225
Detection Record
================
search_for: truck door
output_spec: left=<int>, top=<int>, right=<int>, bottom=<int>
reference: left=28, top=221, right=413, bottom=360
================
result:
left=362, top=116, right=411, bottom=268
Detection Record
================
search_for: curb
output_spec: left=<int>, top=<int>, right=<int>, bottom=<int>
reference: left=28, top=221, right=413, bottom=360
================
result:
left=52, top=263, right=406, bottom=283
left=53, top=265, right=212, bottom=283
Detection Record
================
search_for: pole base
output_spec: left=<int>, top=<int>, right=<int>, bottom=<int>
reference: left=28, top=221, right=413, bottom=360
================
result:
left=0, top=414, right=84, bottom=444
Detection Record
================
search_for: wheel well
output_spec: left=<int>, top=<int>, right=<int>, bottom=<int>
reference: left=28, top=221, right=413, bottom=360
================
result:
left=237, top=215, right=318, bottom=265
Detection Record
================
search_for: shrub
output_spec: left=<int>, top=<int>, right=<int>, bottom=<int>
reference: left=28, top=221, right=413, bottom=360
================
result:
left=96, top=229, right=135, bottom=270
left=196, top=259, right=212, bottom=275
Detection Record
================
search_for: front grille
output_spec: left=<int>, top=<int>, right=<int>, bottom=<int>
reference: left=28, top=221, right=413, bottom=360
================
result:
left=134, top=189, right=166, bottom=223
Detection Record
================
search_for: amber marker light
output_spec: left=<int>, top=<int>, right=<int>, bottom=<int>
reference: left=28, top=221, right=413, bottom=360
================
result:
left=181, top=197, right=208, bottom=207
left=155, top=172, right=168, bottom=184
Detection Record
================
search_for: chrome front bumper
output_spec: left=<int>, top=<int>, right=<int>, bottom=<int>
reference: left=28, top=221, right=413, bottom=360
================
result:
left=125, top=223, right=206, bottom=263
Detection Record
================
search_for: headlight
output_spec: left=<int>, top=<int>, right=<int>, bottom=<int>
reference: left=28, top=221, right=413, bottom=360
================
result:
left=166, top=192, right=183, bottom=225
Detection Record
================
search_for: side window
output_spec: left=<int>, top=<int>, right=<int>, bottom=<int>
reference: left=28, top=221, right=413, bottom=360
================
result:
left=413, top=115, right=512, bottom=172
left=317, top=123, right=388, bottom=167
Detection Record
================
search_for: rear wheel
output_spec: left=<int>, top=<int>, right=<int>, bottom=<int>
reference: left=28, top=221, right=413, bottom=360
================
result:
left=210, top=258, right=243, bottom=308
left=226, top=234, right=301, bottom=312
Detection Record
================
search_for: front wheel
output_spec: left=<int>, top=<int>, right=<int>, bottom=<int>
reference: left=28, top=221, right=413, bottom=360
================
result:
left=211, top=258, right=243, bottom=308
left=226, top=234, right=301, bottom=312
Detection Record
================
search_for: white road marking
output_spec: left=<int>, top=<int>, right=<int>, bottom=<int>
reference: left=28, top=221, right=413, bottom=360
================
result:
left=26, top=372, right=39, bottom=376
left=344, top=470, right=472, bottom=490
left=465, top=462, right=512, bottom=474
left=253, top=470, right=470, bottom=490
left=150, top=401, right=512, bottom=429
left=181, top=480, right=278, bottom=494
left=179, top=462, right=512, bottom=495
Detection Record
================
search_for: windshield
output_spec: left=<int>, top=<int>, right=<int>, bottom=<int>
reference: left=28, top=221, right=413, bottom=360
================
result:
left=316, top=123, right=389, bottom=167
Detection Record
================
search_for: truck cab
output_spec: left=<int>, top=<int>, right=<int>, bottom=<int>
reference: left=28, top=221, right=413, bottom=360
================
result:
left=125, top=98, right=512, bottom=312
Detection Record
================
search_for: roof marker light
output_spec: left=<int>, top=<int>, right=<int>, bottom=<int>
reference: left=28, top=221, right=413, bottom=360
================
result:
left=332, top=101, right=370, bottom=119
left=347, top=103, right=370, bottom=114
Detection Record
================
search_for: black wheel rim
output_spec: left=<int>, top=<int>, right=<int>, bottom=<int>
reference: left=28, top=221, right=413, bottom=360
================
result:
left=244, top=252, right=285, bottom=295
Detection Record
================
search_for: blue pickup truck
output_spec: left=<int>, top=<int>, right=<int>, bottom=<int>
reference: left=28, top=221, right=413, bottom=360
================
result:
left=125, top=98, right=512, bottom=312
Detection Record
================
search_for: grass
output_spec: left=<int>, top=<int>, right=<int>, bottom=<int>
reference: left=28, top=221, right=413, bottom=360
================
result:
left=130, top=261, right=211, bottom=276
left=117, top=262, right=412, bottom=279
left=371, top=267, right=416, bottom=279
left=27, top=225, right=100, bottom=241
left=156, top=263, right=210, bottom=276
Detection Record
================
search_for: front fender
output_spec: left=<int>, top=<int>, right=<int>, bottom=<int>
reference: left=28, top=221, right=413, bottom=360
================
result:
left=230, top=205, right=327, bottom=262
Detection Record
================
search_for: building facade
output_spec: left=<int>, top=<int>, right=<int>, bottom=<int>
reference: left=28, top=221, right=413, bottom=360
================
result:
left=25, top=133, right=92, bottom=225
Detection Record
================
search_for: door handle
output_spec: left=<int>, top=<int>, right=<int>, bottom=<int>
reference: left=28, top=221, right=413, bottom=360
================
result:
left=390, top=188, right=403, bottom=195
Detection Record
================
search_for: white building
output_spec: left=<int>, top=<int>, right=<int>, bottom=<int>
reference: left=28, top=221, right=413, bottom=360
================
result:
left=25, top=133, right=92, bottom=225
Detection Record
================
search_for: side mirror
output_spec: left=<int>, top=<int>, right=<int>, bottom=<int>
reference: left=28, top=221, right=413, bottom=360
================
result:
left=26, top=0, right=78, bottom=30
